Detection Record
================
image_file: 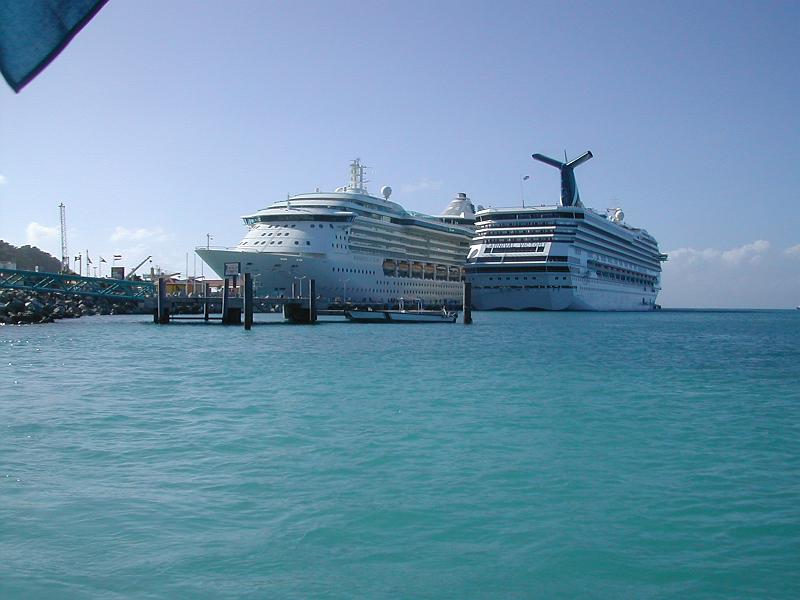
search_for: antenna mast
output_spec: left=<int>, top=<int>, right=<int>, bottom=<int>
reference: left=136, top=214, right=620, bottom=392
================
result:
left=59, top=203, right=69, bottom=273
left=348, top=158, right=369, bottom=193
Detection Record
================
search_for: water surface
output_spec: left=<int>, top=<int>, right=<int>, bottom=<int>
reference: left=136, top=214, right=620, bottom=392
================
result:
left=2, top=311, right=799, bottom=598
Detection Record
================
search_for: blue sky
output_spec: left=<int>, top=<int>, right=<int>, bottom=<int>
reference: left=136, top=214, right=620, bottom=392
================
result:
left=1, top=0, right=798, bottom=307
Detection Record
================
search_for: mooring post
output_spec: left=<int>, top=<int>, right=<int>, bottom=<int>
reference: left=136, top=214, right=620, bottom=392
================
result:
left=157, top=277, right=170, bottom=324
left=222, top=276, right=230, bottom=323
left=203, top=281, right=210, bottom=321
left=244, top=272, right=253, bottom=330
left=309, top=279, right=317, bottom=323
left=463, top=281, right=472, bottom=324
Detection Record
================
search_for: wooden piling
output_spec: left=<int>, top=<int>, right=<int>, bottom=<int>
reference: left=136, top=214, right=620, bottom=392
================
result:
left=463, top=281, right=472, bottom=324
left=244, top=272, right=253, bottom=330
left=156, top=277, right=170, bottom=324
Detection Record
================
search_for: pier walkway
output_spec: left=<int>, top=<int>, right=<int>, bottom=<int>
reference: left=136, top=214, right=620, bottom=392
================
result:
left=0, top=268, right=154, bottom=301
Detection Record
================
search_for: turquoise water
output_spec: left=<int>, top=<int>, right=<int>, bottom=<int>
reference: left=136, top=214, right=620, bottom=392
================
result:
left=2, top=311, right=799, bottom=599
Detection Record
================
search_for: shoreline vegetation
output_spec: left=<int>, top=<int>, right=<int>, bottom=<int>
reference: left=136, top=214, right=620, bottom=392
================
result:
left=0, top=241, right=146, bottom=324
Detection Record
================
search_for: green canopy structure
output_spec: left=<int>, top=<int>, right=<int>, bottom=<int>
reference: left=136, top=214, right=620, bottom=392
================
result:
left=0, top=0, right=108, bottom=92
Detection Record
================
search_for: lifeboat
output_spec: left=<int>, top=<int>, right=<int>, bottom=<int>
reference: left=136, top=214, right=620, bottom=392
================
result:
left=424, top=263, right=435, bottom=279
left=436, top=265, right=448, bottom=279
left=411, top=262, right=423, bottom=279
left=448, top=266, right=461, bottom=281
left=397, top=262, right=410, bottom=277
left=383, top=259, right=397, bottom=276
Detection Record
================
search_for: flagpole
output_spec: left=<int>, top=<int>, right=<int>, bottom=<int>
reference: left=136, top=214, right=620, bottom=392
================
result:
left=520, top=175, right=530, bottom=208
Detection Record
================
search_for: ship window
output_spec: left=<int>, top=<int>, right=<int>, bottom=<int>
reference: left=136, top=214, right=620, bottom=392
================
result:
left=306, top=241, right=310, bottom=245
left=310, top=224, right=315, bottom=228
left=278, top=241, right=283, bottom=245
left=294, top=241, right=299, bottom=245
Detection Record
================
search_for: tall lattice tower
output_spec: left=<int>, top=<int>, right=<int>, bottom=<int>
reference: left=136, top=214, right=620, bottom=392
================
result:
left=59, top=203, right=69, bottom=273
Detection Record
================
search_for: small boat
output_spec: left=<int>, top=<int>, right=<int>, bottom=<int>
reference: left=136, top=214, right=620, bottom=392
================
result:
left=344, top=309, right=391, bottom=322
left=344, top=300, right=458, bottom=323
left=385, top=309, right=458, bottom=323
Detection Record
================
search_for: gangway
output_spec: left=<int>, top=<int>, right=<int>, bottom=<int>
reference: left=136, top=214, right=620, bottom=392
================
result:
left=0, top=268, right=154, bottom=301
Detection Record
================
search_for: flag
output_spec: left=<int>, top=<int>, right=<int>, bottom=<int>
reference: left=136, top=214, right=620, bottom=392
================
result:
left=74, top=255, right=81, bottom=262
left=0, top=0, right=110, bottom=93
left=113, top=254, right=122, bottom=260
left=522, top=175, right=530, bottom=181
left=100, top=256, right=107, bottom=263
left=86, top=255, right=92, bottom=265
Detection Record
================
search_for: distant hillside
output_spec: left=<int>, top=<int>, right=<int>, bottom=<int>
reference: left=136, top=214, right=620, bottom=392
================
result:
left=0, top=240, right=64, bottom=273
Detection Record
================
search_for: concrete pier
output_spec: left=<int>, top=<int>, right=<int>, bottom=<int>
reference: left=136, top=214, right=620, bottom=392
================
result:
left=152, top=279, right=475, bottom=327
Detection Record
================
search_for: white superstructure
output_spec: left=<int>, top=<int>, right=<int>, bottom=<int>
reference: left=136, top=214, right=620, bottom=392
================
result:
left=196, top=160, right=474, bottom=307
left=466, top=151, right=667, bottom=311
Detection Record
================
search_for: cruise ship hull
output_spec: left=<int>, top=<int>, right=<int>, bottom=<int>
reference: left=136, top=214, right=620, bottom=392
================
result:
left=196, top=247, right=466, bottom=308
left=469, top=273, right=659, bottom=311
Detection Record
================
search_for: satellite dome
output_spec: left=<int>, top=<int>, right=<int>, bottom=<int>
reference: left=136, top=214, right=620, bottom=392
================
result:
left=381, top=185, right=392, bottom=199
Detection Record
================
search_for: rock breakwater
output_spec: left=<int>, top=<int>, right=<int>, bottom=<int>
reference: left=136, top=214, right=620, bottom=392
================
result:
left=0, top=289, right=146, bottom=325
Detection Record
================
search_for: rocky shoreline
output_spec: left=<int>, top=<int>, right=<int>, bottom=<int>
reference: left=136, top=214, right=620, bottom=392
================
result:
left=0, top=289, right=146, bottom=325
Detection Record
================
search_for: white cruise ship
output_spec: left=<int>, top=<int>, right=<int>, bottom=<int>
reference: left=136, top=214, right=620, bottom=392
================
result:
left=196, top=160, right=475, bottom=307
left=466, top=151, right=668, bottom=311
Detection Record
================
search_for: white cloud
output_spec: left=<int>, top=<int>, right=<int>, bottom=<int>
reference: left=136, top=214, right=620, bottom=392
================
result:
left=721, top=240, right=770, bottom=265
left=110, top=226, right=170, bottom=242
left=0, top=174, right=7, bottom=186
left=660, top=239, right=800, bottom=308
left=667, top=240, right=770, bottom=267
left=25, top=222, right=58, bottom=246
left=401, top=178, right=443, bottom=193
left=784, top=244, right=800, bottom=259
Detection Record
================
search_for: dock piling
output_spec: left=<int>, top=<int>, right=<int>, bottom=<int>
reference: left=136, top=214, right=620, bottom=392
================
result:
left=156, top=277, right=169, bottom=324
left=244, top=272, right=253, bottom=330
left=221, top=275, right=241, bottom=324
left=203, top=281, right=210, bottom=321
left=463, top=281, right=472, bottom=324
left=309, top=279, right=317, bottom=323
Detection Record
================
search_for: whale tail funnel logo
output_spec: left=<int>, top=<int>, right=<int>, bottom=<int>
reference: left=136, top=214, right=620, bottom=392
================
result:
left=532, top=150, right=593, bottom=207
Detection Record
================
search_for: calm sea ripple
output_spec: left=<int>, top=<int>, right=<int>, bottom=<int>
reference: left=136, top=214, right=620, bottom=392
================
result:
left=1, top=311, right=799, bottom=598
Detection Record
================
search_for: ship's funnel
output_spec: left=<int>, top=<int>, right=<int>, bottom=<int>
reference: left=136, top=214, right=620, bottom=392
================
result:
left=532, top=150, right=593, bottom=207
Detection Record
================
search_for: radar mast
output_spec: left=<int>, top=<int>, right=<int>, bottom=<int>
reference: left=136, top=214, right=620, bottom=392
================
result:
left=346, top=158, right=369, bottom=194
